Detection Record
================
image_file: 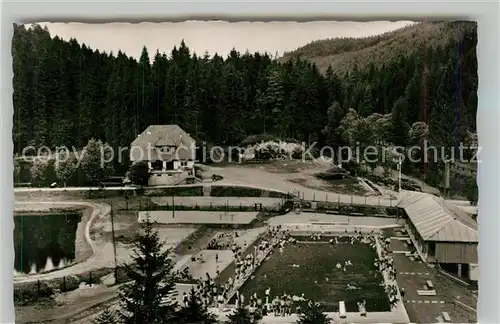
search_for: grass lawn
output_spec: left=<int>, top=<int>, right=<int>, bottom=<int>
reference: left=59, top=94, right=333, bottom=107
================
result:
left=236, top=240, right=390, bottom=312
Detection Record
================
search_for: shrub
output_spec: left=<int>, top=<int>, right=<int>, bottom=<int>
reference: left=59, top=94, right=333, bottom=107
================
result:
left=211, top=186, right=263, bottom=197
left=30, top=157, right=57, bottom=187
left=129, top=161, right=151, bottom=187
left=144, top=186, right=204, bottom=197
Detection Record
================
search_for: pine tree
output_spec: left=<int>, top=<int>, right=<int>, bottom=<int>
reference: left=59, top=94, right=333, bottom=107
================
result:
left=118, top=214, right=178, bottom=324
left=296, top=301, right=330, bottom=324
left=176, top=287, right=217, bottom=324
left=93, top=309, right=119, bottom=324
left=358, top=86, right=374, bottom=117
left=262, top=67, right=286, bottom=135
left=225, top=303, right=253, bottom=324
left=31, top=44, right=51, bottom=147
left=464, top=176, right=478, bottom=206
left=151, top=50, right=168, bottom=124
left=55, top=154, right=77, bottom=187
left=104, top=58, right=124, bottom=148
left=128, top=161, right=151, bottom=187
left=80, top=138, right=114, bottom=185
left=324, top=101, right=346, bottom=148
left=50, top=37, right=73, bottom=147
left=13, top=23, right=479, bottom=153
left=138, top=46, right=154, bottom=131
left=12, top=22, right=479, bottom=196
left=389, top=97, right=410, bottom=147
left=324, top=65, right=342, bottom=106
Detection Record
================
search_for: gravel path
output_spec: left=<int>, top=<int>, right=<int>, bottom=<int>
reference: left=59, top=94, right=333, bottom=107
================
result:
left=13, top=201, right=196, bottom=284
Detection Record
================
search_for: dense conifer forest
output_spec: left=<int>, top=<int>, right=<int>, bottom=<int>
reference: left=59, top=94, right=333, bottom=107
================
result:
left=12, top=21, right=478, bottom=190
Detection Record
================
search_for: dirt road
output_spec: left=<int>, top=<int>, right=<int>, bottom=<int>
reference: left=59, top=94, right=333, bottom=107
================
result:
left=207, top=164, right=397, bottom=206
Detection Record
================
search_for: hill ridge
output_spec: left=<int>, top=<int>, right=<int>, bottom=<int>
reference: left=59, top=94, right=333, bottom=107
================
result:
left=280, top=21, right=476, bottom=75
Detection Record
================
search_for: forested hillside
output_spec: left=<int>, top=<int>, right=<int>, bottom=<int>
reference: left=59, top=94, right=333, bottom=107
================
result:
left=280, top=21, right=475, bottom=75
left=12, top=22, right=478, bottom=185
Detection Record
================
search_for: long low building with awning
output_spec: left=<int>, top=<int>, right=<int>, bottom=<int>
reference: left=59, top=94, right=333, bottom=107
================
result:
left=396, top=190, right=478, bottom=282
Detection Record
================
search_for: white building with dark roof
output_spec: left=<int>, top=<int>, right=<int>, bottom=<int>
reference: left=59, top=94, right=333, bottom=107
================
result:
left=397, top=190, right=478, bottom=282
left=130, top=125, right=196, bottom=186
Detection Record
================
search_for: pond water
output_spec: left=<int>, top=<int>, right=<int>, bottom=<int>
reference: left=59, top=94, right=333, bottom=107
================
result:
left=14, top=212, right=82, bottom=274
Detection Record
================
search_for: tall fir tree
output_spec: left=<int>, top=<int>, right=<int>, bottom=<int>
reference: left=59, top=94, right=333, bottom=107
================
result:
left=389, top=97, right=410, bottom=147
left=296, top=301, right=330, bottom=324
left=80, top=138, right=114, bottom=185
left=138, top=46, right=154, bottom=131
left=225, top=304, right=253, bottom=324
left=12, top=22, right=478, bottom=197
left=12, top=22, right=478, bottom=153
left=118, top=215, right=178, bottom=324
left=93, top=309, right=119, bottom=324
left=176, top=287, right=217, bottom=324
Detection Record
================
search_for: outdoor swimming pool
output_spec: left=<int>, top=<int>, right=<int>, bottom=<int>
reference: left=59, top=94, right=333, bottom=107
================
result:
left=235, top=237, right=391, bottom=312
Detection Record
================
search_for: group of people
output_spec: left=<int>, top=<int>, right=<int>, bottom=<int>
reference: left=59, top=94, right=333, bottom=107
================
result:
left=234, top=289, right=309, bottom=317
left=372, top=233, right=401, bottom=308
left=374, top=252, right=396, bottom=278
left=229, top=228, right=374, bottom=316
left=234, top=252, right=257, bottom=280
left=231, top=226, right=289, bottom=287
left=335, top=259, right=354, bottom=273
left=184, top=231, right=246, bottom=308
left=231, top=227, right=309, bottom=317
left=326, top=230, right=402, bottom=311
left=185, top=225, right=406, bottom=316
left=385, top=284, right=400, bottom=308
left=308, top=233, right=324, bottom=241
left=206, top=231, right=240, bottom=250
left=188, top=226, right=290, bottom=311
left=188, top=272, right=224, bottom=308
left=174, top=266, right=195, bottom=282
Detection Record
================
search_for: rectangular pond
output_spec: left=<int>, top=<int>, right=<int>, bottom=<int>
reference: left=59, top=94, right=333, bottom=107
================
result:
left=14, top=212, right=82, bottom=274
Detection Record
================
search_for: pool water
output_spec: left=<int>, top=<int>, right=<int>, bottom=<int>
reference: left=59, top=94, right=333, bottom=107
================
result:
left=235, top=240, right=391, bottom=312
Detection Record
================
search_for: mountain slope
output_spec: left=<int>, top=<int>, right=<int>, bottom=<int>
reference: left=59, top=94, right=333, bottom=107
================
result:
left=280, top=21, right=476, bottom=75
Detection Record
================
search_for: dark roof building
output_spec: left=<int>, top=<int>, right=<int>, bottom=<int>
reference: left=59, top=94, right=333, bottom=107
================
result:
left=397, top=190, right=477, bottom=243
left=130, top=125, right=196, bottom=163
left=397, top=190, right=478, bottom=281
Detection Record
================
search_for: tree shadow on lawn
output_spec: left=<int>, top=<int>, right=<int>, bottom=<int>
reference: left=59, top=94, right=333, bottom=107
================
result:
left=236, top=241, right=391, bottom=312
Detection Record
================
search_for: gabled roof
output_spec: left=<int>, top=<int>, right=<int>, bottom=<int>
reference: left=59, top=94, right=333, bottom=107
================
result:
left=130, top=125, right=196, bottom=162
left=397, top=190, right=478, bottom=243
